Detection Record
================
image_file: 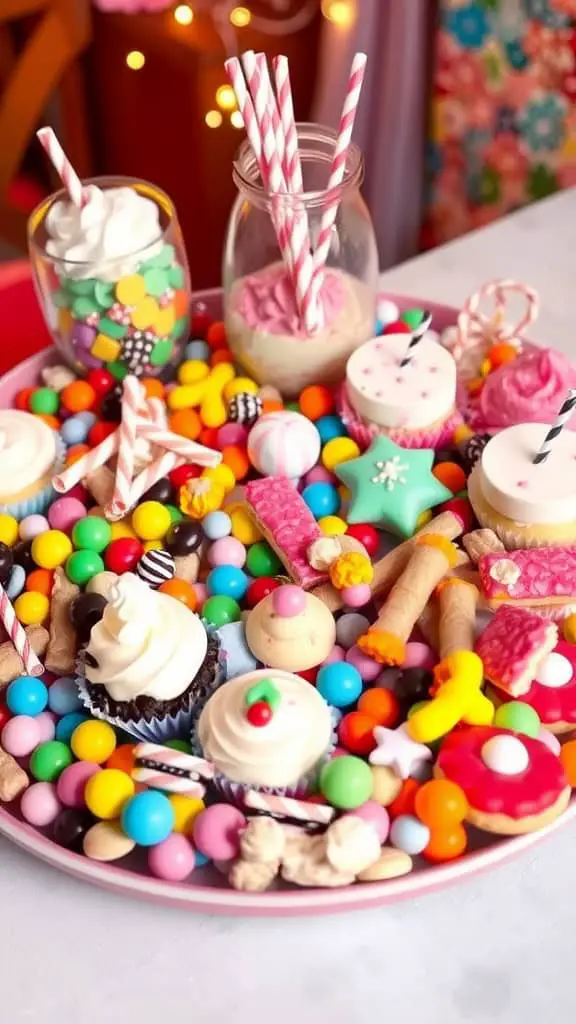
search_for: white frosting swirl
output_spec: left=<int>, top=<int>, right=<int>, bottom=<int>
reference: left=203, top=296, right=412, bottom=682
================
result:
left=0, top=411, right=58, bottom=499
left=45, top=185, right=163, bottom=281
left=84, top=573, right=207, bottom=702
left=197, top=669, right=333, bottom=788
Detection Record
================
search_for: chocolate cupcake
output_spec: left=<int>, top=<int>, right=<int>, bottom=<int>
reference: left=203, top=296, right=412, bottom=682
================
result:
left=76, top=573, right=222, bottom=742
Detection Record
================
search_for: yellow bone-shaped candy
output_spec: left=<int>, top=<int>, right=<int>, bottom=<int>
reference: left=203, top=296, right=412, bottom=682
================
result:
left=406, top=650, right=494, bottom=744
left=167, top=362, right=236, bottom=427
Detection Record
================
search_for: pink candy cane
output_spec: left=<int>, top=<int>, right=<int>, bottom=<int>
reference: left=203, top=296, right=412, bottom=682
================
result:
left=107, top=376, right=144, bottom=519
left=37, top=127, right=87, bottom=208
left=454, top=279, right=540, bottom=360
left=243, top=790, right=335, bottom=825
left=0, top=585, right=43, bottom=677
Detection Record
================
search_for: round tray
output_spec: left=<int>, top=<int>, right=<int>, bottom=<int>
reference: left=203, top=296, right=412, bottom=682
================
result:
left=1, top=288, right=572, bottom=916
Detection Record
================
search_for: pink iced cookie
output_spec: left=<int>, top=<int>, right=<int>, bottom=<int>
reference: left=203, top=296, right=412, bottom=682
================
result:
left=493, top=641, right=576, bottom=735
left=479, top=547, right=576, bottom=611
left=246, top=476, right=328, bottom=589
left=475, top=606, right=558, bottom=697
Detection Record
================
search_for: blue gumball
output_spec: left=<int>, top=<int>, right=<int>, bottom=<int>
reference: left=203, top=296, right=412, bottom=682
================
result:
left=316, top=415, right=346, bottom=444
left=48, top=676, right=82, bottom=716
left=206, top=565, right=249, bottom=601
left=202, top=510, right=232, bottom=541
left=56, top=712, right=90, bottom=744
left=6, top=675, right=48, bottom=716
left=301, top=481, right=340, bottom=519
left=6, top=564, right=26, bottom=600
left=121, top=790, right=175, bottom=846
left=186, top=340, right=210, bottom=362
left=316, top=662, right=363, bottom=708
left=60, top=416, right=89, bottom=446
left=389, top=815, right=430, bottom=855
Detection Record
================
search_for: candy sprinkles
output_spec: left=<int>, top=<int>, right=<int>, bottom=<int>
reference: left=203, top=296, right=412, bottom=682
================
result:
left=2, top=49, right=576, bottom=902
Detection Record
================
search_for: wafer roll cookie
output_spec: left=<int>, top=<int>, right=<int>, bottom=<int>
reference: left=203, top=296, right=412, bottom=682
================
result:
left=84, top=465, right=116, bottom=508
left=45, top=567, right=80, bottom=674
left=438, top=579, right=479, bottom=659
left=462, top=529, right=505, bottom=564
left=373, top=542, right=454, bottom=641
left=0, top=625, right=49, bottom=687
left=0, top=746, right=28, bottom=801
left=417, top=603, right=440, bottom=652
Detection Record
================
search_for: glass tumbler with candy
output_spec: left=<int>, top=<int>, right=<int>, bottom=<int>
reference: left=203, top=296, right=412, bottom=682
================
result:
left=223, top=52, right=378, bottom=397
left=28, top=128, right=191, bottom=379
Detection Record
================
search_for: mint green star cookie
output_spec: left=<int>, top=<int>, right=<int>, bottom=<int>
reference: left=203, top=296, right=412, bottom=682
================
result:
left=335, top=436, right=452, bottom=538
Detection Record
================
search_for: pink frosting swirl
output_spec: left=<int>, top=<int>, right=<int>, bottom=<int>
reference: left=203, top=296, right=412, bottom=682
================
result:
left=235, top=264, right=346, bottom=338
left=477, top=348, right=576, bottom=431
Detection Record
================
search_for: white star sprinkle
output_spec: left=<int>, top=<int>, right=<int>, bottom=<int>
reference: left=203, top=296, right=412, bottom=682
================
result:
left=370, top=456, right=409, bottom=491
left=369, top=723, right=432, bottom=779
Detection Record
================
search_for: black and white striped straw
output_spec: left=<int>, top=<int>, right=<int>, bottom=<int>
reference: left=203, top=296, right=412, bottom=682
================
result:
left=400, top=310, right=433, bottom=368
left=533, top=387, right=576, bottom=464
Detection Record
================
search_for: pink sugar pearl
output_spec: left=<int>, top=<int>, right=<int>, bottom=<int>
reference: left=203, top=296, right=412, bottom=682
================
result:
left=348, top=800, right=390, bottom=843
left=192, top=804, right=246, bottom=861
left=272, top=584, right=306, bottom=618
left=341, top=583, right=371, bottom=608
left=217, top=422, right=248, bottom=448
left=148, top=833, right=196, bottom=881
left=19, top=514, right=49, bottom=541
left=2, top=715, right=41, bottom=757
left=193, top=583, right=208, bottom=611
left=208, top=536, right=247, bottom=568
left=322, top=644, right=346, bottom=665
left=48, top=496, right=86, bottom=533
left=57, top=761, right=101, bottom=808
left=305, top=465, right=337, bottom=486
left=402, top=642, right=436, bottom=671
left=346, top=644, right=382, bottom=682
left=21, top=782, right=62, bottom=827
left=35, top=711, right=56, bottom=743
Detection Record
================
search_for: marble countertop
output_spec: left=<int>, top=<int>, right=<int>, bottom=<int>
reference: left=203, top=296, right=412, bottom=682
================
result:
left=3, top=191, right=576, bottom=1024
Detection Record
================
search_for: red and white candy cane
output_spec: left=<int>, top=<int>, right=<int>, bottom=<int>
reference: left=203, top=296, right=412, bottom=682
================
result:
left=452, top=279, right=540, bottom=360
left=134, top=743, right=213, bottom=776
left=243, top=790, right=336, bottom=825
left=36, top=127, right=87, bottom=208
left=107, top=375, right=144, bottom=519
left=0, top=585, right=43, bottom=677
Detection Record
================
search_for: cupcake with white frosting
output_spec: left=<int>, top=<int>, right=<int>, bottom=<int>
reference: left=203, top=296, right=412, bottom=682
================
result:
left=196, top=668, right=334, bottom=801
left=0, top=410, right=65, bottom=519
left=77, top=573, right=222, bottom=742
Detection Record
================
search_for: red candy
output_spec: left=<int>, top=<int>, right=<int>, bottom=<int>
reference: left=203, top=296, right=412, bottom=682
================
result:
left=246, top=701, right=273, bottom=727
left=338, top=711, right=377, bottom=756
left=206, top=321, right=227, bottom=349
left=190, top=311, right=212, bottom=337
left=0, top=702, right=11, bottom=731
left=439, top=497, right=474, bottom=533
left=346, top=523, right=379, bottom=557
left=246, top=577, right=281, bottom=607
left=169, top=464, right=202, bottom=488
left=88, top=421, right=117, bottom=448
left=382, top=320, right=411, bottom=335
left=87, top=369, right=115, bottom=395
left=105, top=537, right=143, bottom=574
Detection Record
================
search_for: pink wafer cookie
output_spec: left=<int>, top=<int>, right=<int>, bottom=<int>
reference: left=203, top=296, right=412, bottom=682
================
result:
left=479, top=547, right=576, bottom=609
left=245, top=476, right=328, bottom=589
left=475, top=606, right=558, bottom=697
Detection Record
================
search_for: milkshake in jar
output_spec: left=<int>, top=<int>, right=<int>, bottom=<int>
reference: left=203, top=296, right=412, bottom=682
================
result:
left=28, top=176, right=191, bottom=378
left=223, top=125, right=378, bottom=396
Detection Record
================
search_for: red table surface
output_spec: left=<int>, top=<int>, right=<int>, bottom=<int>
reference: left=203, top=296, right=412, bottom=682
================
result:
left=0, top=262, right=51, bottom=376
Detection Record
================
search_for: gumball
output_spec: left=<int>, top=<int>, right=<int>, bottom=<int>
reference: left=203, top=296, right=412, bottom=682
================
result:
left=560, top=739, right=576, bottom=786
left=105, top=537, right=143, bottom=574
left=84, top=768, right=135, bottom=819
left=35, top=710, right=57, bottom=743
left=14, top=591, right=49, bottom=625
left=423, top=824, right=467, bottom=863
left=247, top=411, right=321, bottom=478
left=218, top=421, right=249, bottom=448
left=341, top=583, right=371, bottom=608
left=202, top=511, right=232, bottom=541
left=141, top=477, right=174, bottom=506
left=30, top=387, right=59, bottom=415
left=192, top=804, right=246, bottom=860
left=25, top=568, right=53, bottom=597
left=0, top=514, right=18, bottom=547
left=432, top=461, right=466, bottom=494
left=29, top=740, right=73, bottom=782
left=208, top=537, right=246, bottom=569
left=6, top=675, right=48, bottom=716
left=323, top=645, right=345, bottom=665
left=166, top=505, right=183, bottom=525
left=382, top=318, right=411, bottom=335
left=109, top=521, right=137, bottom=542
left=158, top=578, right=197, bottom=611
left=493, top=701, right=540, bottom=738
left=298, top=385, right=334, bottom=421
left=246, top=576, right=280, bottom=607
left=335, top=613, right=369, bottom=650
left=31, top=529, right=72, bottom=570
left=20, top=781, right=61, bottom=826
left=302, top=482, right=340, bottom=519
left=132, top=501, right=172, bottom=541
left=272, top=585, right=306, bottom=618
left=53, top=808, right=96, bottom=851
left=414, top=779, right=469, bottom=829
left=321, top=437, right=360, bottom=472
left=72, top=515, right=112, bottom=553
left=48, top=676, right=83, bottom=716
left=202, top=595, right=241, bottom=628
left=121, top=790, right=175, bottom=846
left=402, top=643, right=435, bottom=671
left=55, top=712, right=90, bottom=744
left=395, top=667, right=433, bottom=707
left=0, top=542, right=13, bottom=586
left=169, top=464, right=201, bottom=489
left=71, top=720, right=116, bottom=764
left=1, top=715, right=41, bottom=757
left=69, top=592, right=107, bottom=644
left=349, top=800, right=390, bottom=843
left=66, top=549, right=105, bottom=586
left=87, top=368, right=115, bottom=394
left=165, top=520, right=203, bottom=556
left=48, top=497, right=86, bottom=534
left=136, top=549, right=176, bottom=589
left=345, top=523, right=379, bottom=557
left=319, top=755, right=373, bottom=810
left=19, top=515, right=49, bottom=542
left=338, top=712, right=377, bottom=756
left=89, top=421, right=117, bottom=447
left=346, top=645, right=381, bottom=682
left=6, top=563, right=26, bottom=600
left=390, top=814, right=431, bottom=855
left=148, top=833, right=196, bottom=881
left=206, top=565, right=249, bottom=601
left=438, top=497, right=474, bottom=533
left=229, top=506, right=262, bottom=546
left=169, top=794, right=205, bottom=834
left=387, top=778, right=420, bottom=820
left=318, top=515, right=347, bottom=537
left=316, top=415, right=346, bottom=444
left=316, top=662, right=362, bottom=708
left=376, top=298, right=400, bottom=327
left=61, top=380, right=96, bottom=413
left=246, top=541, right=283, bottom=577
left=358, top=688, right=400, bottom=728
left=56, top=761, right=101, bottom=808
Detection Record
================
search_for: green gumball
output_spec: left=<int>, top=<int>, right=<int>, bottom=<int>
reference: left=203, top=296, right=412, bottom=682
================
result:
left=66, top=549, right=105, bottom=586
left=319, top=755, right=373, bottom=810
left=246, top=541, right=283, bottom=578
left=202, top=596, right=241, bottom=628
left=29, top=741, right=73, bottom=782
left=72, top=516, right=112, bottom=553
left=493, top=701, right=540, bottom=738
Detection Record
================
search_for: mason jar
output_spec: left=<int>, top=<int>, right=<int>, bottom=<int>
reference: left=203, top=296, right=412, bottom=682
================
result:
left=223, top=124, right=378, bottom=397
left=28, top=176, right=191, bottom=379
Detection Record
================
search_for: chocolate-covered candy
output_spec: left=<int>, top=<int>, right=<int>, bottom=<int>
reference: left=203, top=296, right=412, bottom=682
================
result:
left=395, top=667, right=433, bottom=707
left=70, top=592, right=107, bottom=645
left=165, top=520, right=202, bottom=556
left=141, top=477, right=174, bottom=505
left=0, top=542, right=14, bottom=586
left=12, top=539, right=35, bottom=574
left=53, top=808, right=96, bottom=852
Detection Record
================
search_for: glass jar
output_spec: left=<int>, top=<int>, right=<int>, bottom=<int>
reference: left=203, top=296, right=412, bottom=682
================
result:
left=223, top=124, right=378, bottom=397
left=28, top=176, right=191, bottom=379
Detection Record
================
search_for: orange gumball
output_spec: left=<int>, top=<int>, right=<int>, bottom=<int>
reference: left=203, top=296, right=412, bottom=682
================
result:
left=432, top=461, right=466, bottom=494
left=65, top=444, right=91, bottom=467
left=106, top=743, right=137, bottom=775
left=206, top=321, right=227, bottom=349
left=199, top=427, right=220, bottom=449
left=141, top=378, right=165, bottom=399
left=210, top=348, right=234, bottom=366
left=169, top=409, right=201, bottom=441
left=36, top=414, right=61, bottom=431
left=221, top=445, right=250, bottom=481
left=560, top=739, right=576, bottom=787
left=338, top=711, right=377, bottom=756
left=25, top=568, right=54, bottom=597
left=261, top=399, right=284, bottom=415
left=358, top=688, right=400, bottom=728
left=414, top=779, right=469, bottom=829
left=158, top=578, right=198, bottom=611
left=298, top=385, right=334, bottom=421
left=422, top=823, right=467, bottom=863
left=489, top=342, right=518, bottom=369
left=61, top=380, right=97, bottom=413
left=15, top=387, right=34, bottom=411
left=388, top=778, right=420, bottom=820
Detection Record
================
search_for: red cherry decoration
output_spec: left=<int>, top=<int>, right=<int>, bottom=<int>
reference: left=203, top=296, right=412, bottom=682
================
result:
left=246, top=577, right=281, bottom=608
left=246, top=701, right=273, bottom=727
left=105, top=537, right=144, bottom=574
left=346, top=523, right=379, bottom=557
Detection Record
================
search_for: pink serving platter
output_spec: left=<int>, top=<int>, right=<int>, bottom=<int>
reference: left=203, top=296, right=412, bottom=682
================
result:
left=1, top=288, right=573, bottom=916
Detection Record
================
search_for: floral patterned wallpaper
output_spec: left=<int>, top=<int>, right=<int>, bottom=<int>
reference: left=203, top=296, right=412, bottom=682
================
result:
left=423, top=0, right=576, bottom=247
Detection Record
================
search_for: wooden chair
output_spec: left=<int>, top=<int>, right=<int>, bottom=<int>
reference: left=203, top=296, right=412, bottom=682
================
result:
left=0, top=0, right=92, bottom=250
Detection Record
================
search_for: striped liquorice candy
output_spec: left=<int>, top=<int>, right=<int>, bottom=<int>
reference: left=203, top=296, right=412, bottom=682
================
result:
left=136, top=548, right=176, bottom=588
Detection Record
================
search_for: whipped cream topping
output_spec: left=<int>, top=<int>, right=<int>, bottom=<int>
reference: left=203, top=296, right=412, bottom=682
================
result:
left=0, top=411, right=58, bottom=499
left=45, top=185, right=163, bottom=281
left=197, top=669, right=333, bottom=788
left=84, top=573, right=207, bottom=702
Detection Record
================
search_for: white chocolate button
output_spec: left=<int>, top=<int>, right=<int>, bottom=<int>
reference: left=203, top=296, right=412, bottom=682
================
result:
left=345, top=334, right=456, bottom=429
left=480, top=423, right=576, bottom=524
left=481, top=735, right=529, bottom=775
left=535, top=651, right=573, bottom=688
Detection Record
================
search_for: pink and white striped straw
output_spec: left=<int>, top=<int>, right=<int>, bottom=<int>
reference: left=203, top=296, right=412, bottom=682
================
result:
left=310, top=52, right=367, bottom=313
left=0, top=585, right=43, bottom=677
left=52, top=429, right=120, bottom=493
left=107, top=375, right=144, bottom=519
left=127, top=430, right=220, bottom=508
left=243, top=790, right=335, bottom=825
left=36, top=127, right=87, bottom=208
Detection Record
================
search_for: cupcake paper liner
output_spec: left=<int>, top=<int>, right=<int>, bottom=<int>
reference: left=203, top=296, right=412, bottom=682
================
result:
left=1, top=433, right=66, bottom=521
left=335, top=383, right=462, bottom=451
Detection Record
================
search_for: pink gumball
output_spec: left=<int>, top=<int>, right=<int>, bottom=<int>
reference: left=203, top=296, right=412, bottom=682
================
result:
left=208, top=537, right=247, bottom=568
left=48, top=496, right=86, bottom=533
left=341, top=583, right=371, bottom=608
left=148, top=833, right=196, bottom=881
left=348, top=800, right=390, bottom=843
left=2, top=715, right=41, bottom=757
left=21, top=782, right=61, bottom=827
left=322, top=644, right=346, bottom=665
left=305, top=465, right=337, bottom=486
left=217, top=423, right=248, bottom=449
left=402, top=642, right=435, bottom=671
left=192, top=804, right=246, bottom=861
left=272, top=584, right=306, bottom=618
left=346, top=644, right=381, bottom=682
left=35, top=711, right=56, bottom=743
left=193, top=583, right=207, bottom=611
left=57, top=761, right=101, bottom=808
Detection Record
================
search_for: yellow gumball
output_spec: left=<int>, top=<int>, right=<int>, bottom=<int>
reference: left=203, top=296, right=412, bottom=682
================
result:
left=228, top=505, right=262, bottom=545
left=178, top=360, right=210, bottom=386
left=223, top=377, right=258, bottom=401
left=169, top=794, right=205, bottom=833
left=143, top=540, right=163, bottom=553
left=31, top=529, right=73, bottom=569
left=202, top=464, right=236, bottom=494
left=110, top=521, right=137, bottom=541
left=318, top=515, right=347, bottom=536
left=14, top=591, right=49, bottom=625
left=84, top=769, right=135, bottom=820
left=0, top=514, right=18, bottom=547
left=132, top=500, right=172, bottom=541
left=321, top=437, right=360, bottom=472
left=71, top=720, right=117, bottom=764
